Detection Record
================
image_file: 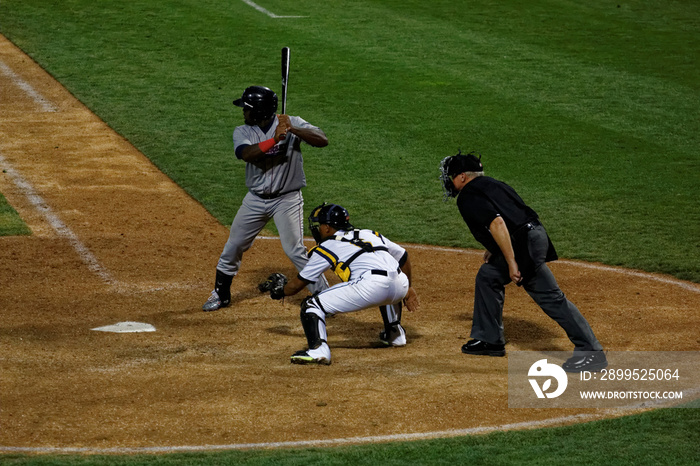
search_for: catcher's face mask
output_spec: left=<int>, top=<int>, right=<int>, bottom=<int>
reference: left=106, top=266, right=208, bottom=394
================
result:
left=440, top=151, right=483, bottom=201
left=440, top=156, right=460, bottom=201
left=309, top=206, right=324, bottom=244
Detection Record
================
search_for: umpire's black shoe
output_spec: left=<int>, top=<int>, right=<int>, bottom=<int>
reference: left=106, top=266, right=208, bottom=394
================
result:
left=461, top=339, right=506, bottom=357
left=562, top=351, right=608, bottom=373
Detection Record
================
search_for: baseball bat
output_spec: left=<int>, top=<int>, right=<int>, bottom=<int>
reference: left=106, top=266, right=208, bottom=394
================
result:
left=281, top=47, right=290, bottom=114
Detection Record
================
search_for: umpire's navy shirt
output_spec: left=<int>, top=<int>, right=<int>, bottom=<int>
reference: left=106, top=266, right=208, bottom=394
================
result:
left=456, top=176, right=538, bottom=256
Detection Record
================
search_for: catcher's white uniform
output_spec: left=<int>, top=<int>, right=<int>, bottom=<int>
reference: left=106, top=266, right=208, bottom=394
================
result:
left=296, top=228, right=410, bottom=363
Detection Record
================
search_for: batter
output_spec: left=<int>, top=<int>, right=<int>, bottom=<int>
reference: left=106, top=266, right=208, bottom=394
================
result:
left=267, top=203, right=420, bottom=365
left=203, top=85, right=329, bottom=311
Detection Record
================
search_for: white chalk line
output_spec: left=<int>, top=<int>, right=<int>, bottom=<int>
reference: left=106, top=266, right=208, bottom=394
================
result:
left=0, top=160, right=198, bottom=292
left=0, top=152, right=116, bottom=284
left=0, top=56, right=116, bottom=284
left=0, top=59, right=114, bottom=282
left=0, top=60, right=57, bottom=112
left=0, top=153, right=204, bottom=291
left=1, top=154, right=200, bottom=292
left=1, top=388, right=695, bottom=454
left=258, top=236, right=700, bottom=294
left=0, top=412, right=610, bottom=454
left=0, top=157, right=199, bottom=293
left=241, top=0, right=308, bottom=18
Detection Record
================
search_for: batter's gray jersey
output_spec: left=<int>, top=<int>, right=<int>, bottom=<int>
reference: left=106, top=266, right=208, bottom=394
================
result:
left=233, top=115, right=316, bottom=197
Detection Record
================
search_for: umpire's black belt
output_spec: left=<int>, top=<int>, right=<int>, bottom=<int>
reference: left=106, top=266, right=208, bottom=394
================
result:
left=513, top=219, right=542, bottom=235
left=370, top=267, right=402, bottom=276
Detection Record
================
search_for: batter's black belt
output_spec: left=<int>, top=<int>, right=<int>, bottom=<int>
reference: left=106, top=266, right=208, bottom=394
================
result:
left=370, top=267, right=402, bottom=276
left=253, top=190, right=296, bottom=200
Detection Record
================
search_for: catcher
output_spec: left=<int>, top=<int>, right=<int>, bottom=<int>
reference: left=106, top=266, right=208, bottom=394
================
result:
left=259, top=203, right=419, bottom=365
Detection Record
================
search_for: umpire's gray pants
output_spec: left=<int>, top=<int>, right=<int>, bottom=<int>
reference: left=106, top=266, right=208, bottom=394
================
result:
left=217, top=190, right=329, bottom=294
left=470, top=226, right=602, bottom=353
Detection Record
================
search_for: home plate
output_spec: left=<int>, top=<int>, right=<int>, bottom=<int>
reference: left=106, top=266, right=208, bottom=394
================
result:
left=91, top=321, right=156, bottom=333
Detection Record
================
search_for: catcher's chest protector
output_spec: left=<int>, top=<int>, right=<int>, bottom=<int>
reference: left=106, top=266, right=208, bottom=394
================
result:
left=311, top=231, right=388, bottom=282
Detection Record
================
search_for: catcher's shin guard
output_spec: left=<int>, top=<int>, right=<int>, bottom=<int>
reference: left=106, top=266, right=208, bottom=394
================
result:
left=380, top=303, right=406, bottom=346
left=300, top=296, right=327, bottom=350
left=380, top=302, right=402, bottom=333
left=214, top=269, right=233, bottom=303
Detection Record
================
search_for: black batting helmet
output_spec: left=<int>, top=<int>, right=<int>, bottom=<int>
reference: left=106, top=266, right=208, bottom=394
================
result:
left=308, top=203, right=353, bottom=243
left=233, top=85, right=278, bottom=122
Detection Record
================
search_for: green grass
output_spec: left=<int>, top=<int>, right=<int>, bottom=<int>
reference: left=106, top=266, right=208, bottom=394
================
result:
left=2, top=407, right=698, bottom=465
left=1, top=0, right=698, bottom=281
left=0, top=0, right=699, bottom=463
left=0, top=191, right=30, bottom=236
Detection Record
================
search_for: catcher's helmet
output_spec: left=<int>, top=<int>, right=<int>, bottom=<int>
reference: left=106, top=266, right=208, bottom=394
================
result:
left=439, top=150, right=483, bottom=200
left=233, top=85, right=278, bottom=122
left=308, top=203, right=353, bottom=243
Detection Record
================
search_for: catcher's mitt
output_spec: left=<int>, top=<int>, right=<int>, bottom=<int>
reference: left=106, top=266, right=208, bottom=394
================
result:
left=258, top=273, right=288, bottom=300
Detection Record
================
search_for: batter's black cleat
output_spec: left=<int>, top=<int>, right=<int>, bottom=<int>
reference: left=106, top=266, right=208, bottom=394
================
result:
left=461, top=339, right=506, bottom=357
left=202, top=290, right=230, bottom=312
left=562, top=351, right=608, bottom=373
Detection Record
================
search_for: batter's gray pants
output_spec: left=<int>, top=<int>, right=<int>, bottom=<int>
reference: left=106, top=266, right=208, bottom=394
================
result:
left=217, top=190, right=329, bottom=295
left=470, top=225, right=602, bottom=353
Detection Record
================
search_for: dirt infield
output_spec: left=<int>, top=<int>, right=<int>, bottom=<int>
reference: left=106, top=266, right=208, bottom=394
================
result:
left=1, top=35, right=699, bottom=452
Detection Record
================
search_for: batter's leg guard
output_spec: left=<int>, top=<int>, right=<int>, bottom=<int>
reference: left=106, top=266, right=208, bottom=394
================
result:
left=214, top=269, right=233, bottom=304
left=291, top=296, right=331, bottom=365
left=379, top=303, right=406, bottom=347
left=203, top=270, right=233, bottom=311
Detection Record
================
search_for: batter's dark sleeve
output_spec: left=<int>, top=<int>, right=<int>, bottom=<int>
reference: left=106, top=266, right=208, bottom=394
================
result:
left=235, top=144, right=250, bottom=159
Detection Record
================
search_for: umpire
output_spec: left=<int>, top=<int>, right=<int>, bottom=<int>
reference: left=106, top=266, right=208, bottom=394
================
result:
left=439, top=151, right=606, bottom=372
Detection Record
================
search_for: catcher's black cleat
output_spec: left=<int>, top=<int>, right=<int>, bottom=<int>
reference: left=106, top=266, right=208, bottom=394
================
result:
left=379, top=324, right=407, bottom=347
left=461, top=339, right=506, bottom=357
left=290, top=349, right=331, bottom=365
left=562, top=351, right=608, bottom=373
